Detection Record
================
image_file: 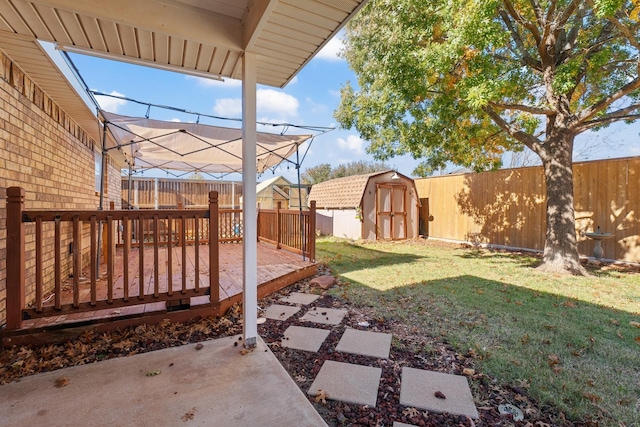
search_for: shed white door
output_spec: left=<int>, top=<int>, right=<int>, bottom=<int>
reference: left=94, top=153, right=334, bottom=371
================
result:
left=376, top=184, right=407, bottom=240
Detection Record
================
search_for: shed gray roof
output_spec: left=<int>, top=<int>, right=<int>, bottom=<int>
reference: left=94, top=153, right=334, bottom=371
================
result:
left=308, top=171, right=394, bottom=209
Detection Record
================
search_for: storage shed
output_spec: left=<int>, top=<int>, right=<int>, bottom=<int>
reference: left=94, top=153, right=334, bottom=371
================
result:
left=308, top=171, right=420, bottom=240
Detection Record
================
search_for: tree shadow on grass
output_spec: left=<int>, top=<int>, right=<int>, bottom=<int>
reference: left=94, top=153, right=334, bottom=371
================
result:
left=454, top=247, right=542, bottom=269
left=338, top=274, right=639, bottom=425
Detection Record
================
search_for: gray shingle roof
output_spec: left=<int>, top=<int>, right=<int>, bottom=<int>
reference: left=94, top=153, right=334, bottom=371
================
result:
left=308, top=171, right=393, bottom=209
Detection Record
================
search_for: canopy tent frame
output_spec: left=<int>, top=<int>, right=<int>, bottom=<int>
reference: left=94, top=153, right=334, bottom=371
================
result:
left=65, top=48, right=329, bottom=349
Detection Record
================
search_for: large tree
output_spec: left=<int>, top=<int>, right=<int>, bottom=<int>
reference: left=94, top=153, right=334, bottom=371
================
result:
left=335, top=0, right=640, bottom=274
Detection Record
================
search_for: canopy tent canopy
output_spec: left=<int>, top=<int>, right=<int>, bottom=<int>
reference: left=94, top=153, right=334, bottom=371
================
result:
left=101, top=111, right=312, bottom=176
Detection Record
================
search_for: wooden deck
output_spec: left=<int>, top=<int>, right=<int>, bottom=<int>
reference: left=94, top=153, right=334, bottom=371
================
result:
left=11, top=242, right=316, bottom=339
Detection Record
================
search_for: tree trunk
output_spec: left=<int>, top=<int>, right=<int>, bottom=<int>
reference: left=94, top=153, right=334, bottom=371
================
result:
left=537, top=133, right=587, bottom=275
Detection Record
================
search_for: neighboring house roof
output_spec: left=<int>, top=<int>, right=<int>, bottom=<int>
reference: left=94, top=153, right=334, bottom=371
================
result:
left=308, top=170, right=398, bottom=209
left=256, top=176, right=292, bottom=194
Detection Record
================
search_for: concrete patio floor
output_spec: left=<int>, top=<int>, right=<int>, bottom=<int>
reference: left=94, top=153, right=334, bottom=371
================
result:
left=0, top=335, right=327, bottom=427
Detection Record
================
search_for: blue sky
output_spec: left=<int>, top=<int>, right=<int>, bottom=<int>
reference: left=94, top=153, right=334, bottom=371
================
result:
left=67, top=35, right=640, bottom=183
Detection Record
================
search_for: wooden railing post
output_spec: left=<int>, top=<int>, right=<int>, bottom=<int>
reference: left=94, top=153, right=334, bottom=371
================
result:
left=309, top=200, right=316, bottom=262
left=6, top=187, right=26, bottom=330
left=177, top=201, right=183, bottom=247
left=209, top=191, right=219, bottom=310
left=276, top=201, right=282, bottom=249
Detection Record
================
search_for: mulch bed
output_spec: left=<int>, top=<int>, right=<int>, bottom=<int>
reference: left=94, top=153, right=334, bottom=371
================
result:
left=0, top=266, right=599, bottom=426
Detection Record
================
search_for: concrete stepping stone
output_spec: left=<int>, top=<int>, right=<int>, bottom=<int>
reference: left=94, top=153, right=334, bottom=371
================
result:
left=307, top=360, right=381, bottom=407
left=400, top=368, right=479, bottom=419
left=262, top=304, right=301, bottom=321
left=393, top=423, right=417, bottom=427
left=281, top=326, right=330, bottom=352
left=336, top=329, right=392, bottom=359
left=300, top=307, right=347, bottom=325
left=280, top=292, right=320, bottom=305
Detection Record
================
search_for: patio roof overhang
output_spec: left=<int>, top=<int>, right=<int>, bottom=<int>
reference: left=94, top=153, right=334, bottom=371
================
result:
left=0, top=0, right=368, bottom=155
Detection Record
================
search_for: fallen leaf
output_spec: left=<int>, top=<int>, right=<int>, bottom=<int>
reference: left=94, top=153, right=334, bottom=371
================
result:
left=54, top=377, right=70, bottom=388
left=181, top=407, right=196, bottom=422
left=562, top=301, right=576, bottom=308
left=195, top=343, right=203, bottom=350
left=514, top=394, right=528, bottom=402
left=520, top=334, right=530, bottom=345
left=616, top=331, right=624, bottom=339
left=548, top=354, right=560, bottom=367
left=295, top=375, right=307, bottom=382
left=631, top=321, right=640, bottom=328
left=462, top=368, right=475, bottom=376
left=635, top=336, right=640, bottom=344
left=146, top=370, right=161, bottom=376
left=403, top=407, right=420, bottom=417
left=315, top=389, right=329, bottom=404
left=582, top=392, right=602, bottom=402
left=434, top=391, right=446, bottom=399
left=610, top=319, right=620, bottom=325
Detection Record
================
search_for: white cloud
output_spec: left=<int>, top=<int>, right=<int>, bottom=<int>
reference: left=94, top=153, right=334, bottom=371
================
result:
left=94, top=90, right=127, bottom=113
left=213, top=98, right=242, bottom=117
left=186, top=75, right=242, bottom=88
left=316, top=36, right=344, bottom=61
left=258, top=89, right=299, bottom=118
left=214, top=89, right=299, bottom=120
left=288, top=76, right=299, bottom=85
left=168, top=118, right=182, bottom=122
left=337, top=134, right=364, bottom=154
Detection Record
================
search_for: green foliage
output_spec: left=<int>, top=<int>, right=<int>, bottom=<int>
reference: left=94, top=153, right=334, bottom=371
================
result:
left=301, top=160, right=392, bottom=184
left=336, top=0, right=640, bottom=175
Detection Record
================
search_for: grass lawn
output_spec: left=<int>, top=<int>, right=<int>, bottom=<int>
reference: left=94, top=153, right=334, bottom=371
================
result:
left=317, top=237, right=640, bottom=426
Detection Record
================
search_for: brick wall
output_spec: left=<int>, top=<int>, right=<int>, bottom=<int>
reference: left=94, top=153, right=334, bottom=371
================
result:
left=0, top=52, right=121, bottom=325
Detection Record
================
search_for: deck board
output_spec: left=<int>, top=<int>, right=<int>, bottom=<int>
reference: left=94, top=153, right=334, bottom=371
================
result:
left=21, top=242, right=315, bottom=330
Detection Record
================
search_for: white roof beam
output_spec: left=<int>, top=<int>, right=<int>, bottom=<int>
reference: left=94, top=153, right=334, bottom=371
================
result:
left=242, top=0, right=278, bottom=51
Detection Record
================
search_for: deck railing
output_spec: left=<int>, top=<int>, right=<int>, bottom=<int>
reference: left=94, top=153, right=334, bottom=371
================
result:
left=4, top=188, right=316, bottom=333
left=257, top=201, right=316, bottom=261
left=5, top=187, right=220, bottom=331
left=115, top=207, right=243, bottom=246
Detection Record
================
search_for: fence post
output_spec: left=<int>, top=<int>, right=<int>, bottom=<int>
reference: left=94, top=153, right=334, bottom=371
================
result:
left=309, top=200, right=316, bottom=262
left=6, top=187, right=26, bottom=331
left=209, top=191, right=220, bottom=311
left=276, top=201, right=282, bottom=249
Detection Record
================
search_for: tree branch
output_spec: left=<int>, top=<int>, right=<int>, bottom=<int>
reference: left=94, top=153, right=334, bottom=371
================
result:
left=607, top=12, right=640, bottom=50
left=499, top=10, right=542, bottom=70
left=489, top=101, right=554, bottom=115
left=575, top=105, right=640, bottom=131
left=529, top=0, right=547, bottom=31
left=482, top=105, right=543, bottom=152
left=503, top=0, right=542, bottom=44
left=576, top=76, right=640, bottom=124
left=556, top=0, right=582, bottom=28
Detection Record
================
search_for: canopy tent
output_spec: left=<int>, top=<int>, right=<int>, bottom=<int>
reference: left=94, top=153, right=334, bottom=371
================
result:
left=100, top=111, right=312, bottom=176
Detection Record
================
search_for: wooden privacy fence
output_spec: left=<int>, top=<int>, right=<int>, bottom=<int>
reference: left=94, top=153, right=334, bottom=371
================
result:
left=415, top=156, right=640, bottom=263
left=258, top=201, right=316, bottom=261
left=5, top=187, right=220, bottom=332
left=122, top=177, right=242, bottom=209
